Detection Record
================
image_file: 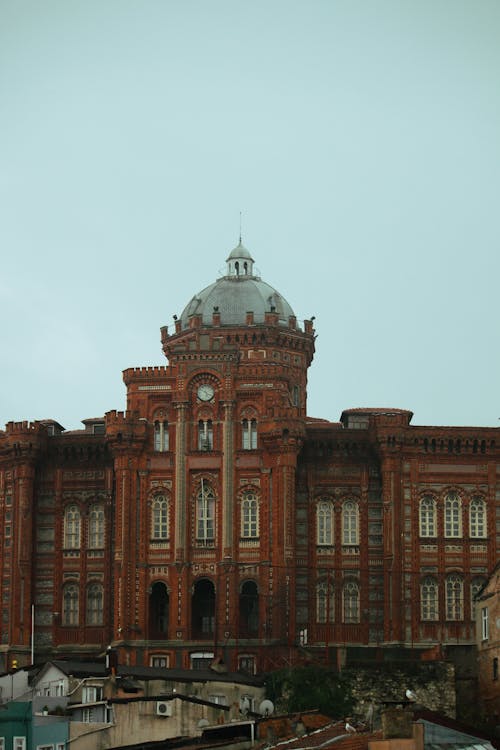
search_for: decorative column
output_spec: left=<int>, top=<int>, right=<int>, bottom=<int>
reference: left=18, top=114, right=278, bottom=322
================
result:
left=174, top=402, right=188, bottom=561
left=222, top=400, right=235, bottom=557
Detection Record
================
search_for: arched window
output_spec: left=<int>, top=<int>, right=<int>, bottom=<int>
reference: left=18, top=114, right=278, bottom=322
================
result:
left=420, top=577, right=438, bottom=621
left=154, top=420, right=169, bottom=451
left=198, top=420, right=213, bottom=451
left=446, top=573, right=464, bottom=620
left=191, top=579, right=215, bottom=638
left=197, top=482, right=215, bottom=544
left=241, top=492, right=259, bottom=538
left=342, top=581, right=359, bottom=623
left=470, top=496, right=486, bottom=538
left=316, top=580, right=334, bottom=623
left=239, top=580, right=259, bottom=635
left=342, top=500, right=359, bottom=545
left=470, top=577, right=485, bottom=621
left=316, top=501, right=333, bottom=546
left=64, top=505, right=81, bottom=549
left=149, top=582, right=169, bottom=638
left=242, top=419, right=257, bottom=449
left=86, top=583, right=104, bottom=625
left=419, top=496, right=436, bottom=537
left=62, top=583, right=79, bottom=626
left=152, top=495, right=169, bottom=540
left=444, top=492, right=462, bottom=538
left=88, top=504, right=105, bottom=549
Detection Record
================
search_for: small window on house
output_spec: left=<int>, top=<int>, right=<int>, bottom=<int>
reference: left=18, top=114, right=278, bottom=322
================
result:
left=154, top=421, right=169, bottom=451
left=14, top=739, right=26, bottom=750
left=242, top=419, right=257, bottom=449
left=150, top=655, right=169, bottom=668
left=208, top=694, right=228, bottom=706
left=82, top=686, right=103, bottom=703
left=198, top=420, right=213, bottom=451
left=238, top=655, right=256, bottom=675
left=82, top=708, right=95, bottom=723
left=190, top=651, right=214, bottom=670
left=92, top=423, right=105, bottom=435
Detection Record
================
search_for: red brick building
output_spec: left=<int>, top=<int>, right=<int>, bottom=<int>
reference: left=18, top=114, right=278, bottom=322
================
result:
left=1, top=242, right=499, bottom=673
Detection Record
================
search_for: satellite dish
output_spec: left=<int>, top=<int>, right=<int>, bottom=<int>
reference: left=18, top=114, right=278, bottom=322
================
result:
left=259, top=699, right=275, bottom=717
left=198, top=718, right=209, bottom=728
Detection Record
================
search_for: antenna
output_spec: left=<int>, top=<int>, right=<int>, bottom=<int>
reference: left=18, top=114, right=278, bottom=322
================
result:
left=239, top=211, right=242, bottom=244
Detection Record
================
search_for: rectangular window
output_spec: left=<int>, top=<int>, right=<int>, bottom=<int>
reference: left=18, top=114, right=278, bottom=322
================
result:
left=198, top=420, right=213, bottom=451
left=238, top=655, right=256, bottom=675
left=14, top=739, right=26, bottom=750
left=482, top=607, right=489, bottom=640
left=82, top=708, right=95, bottom=723
left=0, top=739, right=5, bottom=750
left=208, top=694, right=228, bottom=706
left=150, top=656, right=169, bottom=668
left=37, top=745, right=54, bottom=750
left=82, top=686, right=102, bottom=703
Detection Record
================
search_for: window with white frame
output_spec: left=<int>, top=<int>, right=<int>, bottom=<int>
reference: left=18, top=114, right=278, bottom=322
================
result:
left=152, top=496, right=169, bottom=540
left=242, top=419, right=257, bottom=449
left=446, top=573, right=464, bottom=620
left=482, top=607, right=489, bottom=640
left=64, top=505, right=81, bottom=549
left=316, top=580, right=334, bottom=623
left=0, top=740, right=5, bottom=750
left=198, top=420, right=213, bottom=451
left=470, top=496, right=487, bottom=538
left=238, top=655, right=256, bottom=675
left=342, top=500, right=359, bottom=545
left=419, top=496, right=437, bottom=537
left=208, top=694, right=228, bottom=706
left=342, top=581, right=360, bottom=623
left=196, top=483, right=215, bottom=543
left=150, top=655, right=169, bottom=668
left=56, top=744, right=65, bottom=750
left=154, top=420, right=169, bottom=451
left=14, top=739, right=26, bottom=750
left=444, top=492, right=462, bottom=538
left=89, top=504, right=105, bottom=549
left=316, top=500, right=333, bottom=546
left=420, top=576, right=438, bottom=621
left=36, top=745, right=53, bottom=750
left=86, top=584, right=104, bottom=625
left=241, top=492, right=259, bottom=538
left=82, top=685, right=103, bottom=703
left=62, top=583, right=79, bottom=626
left=82, top=707, right=95, bottom=723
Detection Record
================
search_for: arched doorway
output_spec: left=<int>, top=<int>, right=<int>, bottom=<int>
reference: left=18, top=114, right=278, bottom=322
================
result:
left=191, top=578, right=215, bottom=639
left=149, top=582, right=169, bottom=639
left=239, top=580, right=259, bottom=636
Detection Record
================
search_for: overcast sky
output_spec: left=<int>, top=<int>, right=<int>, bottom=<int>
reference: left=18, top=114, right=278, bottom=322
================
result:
left=1, top=0, right=499, bottom=431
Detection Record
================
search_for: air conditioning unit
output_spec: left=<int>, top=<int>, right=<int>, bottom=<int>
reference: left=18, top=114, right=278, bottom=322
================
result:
left=156, top=701, right=172, bottom=717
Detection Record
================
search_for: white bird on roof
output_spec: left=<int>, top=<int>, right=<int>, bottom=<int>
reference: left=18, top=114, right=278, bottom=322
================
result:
left=405, top=688, right=417, bottom=702
left=345, top=721, right=356, bottom=733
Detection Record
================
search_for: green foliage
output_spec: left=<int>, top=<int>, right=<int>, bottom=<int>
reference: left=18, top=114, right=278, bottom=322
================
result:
left=265, top=666, right=353, bottom=718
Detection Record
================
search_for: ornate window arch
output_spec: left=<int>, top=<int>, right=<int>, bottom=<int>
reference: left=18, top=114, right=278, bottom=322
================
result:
left=151, top=494, right=169, bottom=540
left=88, top=504, right=105, bottom=549
left=420, top=576, right=438, bottom=621
left=62, top=582, right=79, bottom=626
left=316, top=499, right=334, bottom=546
left=342, top=499, right=359, bottom=545
left=419, top=495, right=436, bottom=537
left=342, top=580, right=360, bottom=623
left=196, top=481, right=215, bottom=544
left=316, top=579, right=334, bottom=623
left=86, top=583, right=104, bottom=625
left=444, top=491, right=462, bottom=538
left=240, top=490, right=259, bottom=539
left=64, top=505, right=81, bottom=549
left=469, top=495, right=487, bottom=538
left=446, top=573, right=464, bottom=620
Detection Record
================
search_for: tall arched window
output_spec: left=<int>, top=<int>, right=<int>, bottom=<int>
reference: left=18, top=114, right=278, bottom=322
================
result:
left=316, top=580, right=334, bottom=623
left=420, top=576, right=438, bottom=621
left=419, top=496, right=436, bottom=537
left=198, top=420, right=213, bottom=451
left=154, top=420, right=169, bottom=451
left=242, top=419, right=257, bottom=449
left=197, top=482, right=215, bottom=544
left=152, top=495, right=169, bottom=540
left=342, top=581, right=360, bottom=623
left=239, top=580, right=259, bottom=635
left=241, top=492, right=259, bottom=538
left=86, top=583, right=104, bottom=625
left=342, top=500, right=359, bottom=545
left=64, top=505, right=81, bottom=549
left=62, top=583, right=79, bottom=626
left=444, top=492, right=462, bottom=538
left=89, top=504, right=105, bottom=549
left=471, top=577, right=485, bottom=621
left=446, top=573, right=464, bottom=620
left=470, top=496, right=486, bottom=538
left=316, top=501, right=333, bottom=546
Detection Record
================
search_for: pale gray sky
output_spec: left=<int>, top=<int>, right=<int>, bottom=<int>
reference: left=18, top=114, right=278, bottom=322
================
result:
left=2, top=0, right=499, bottom=430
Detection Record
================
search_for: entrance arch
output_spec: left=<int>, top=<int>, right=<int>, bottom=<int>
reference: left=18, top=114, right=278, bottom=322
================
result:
left=148, top=582, right=169, bottom=639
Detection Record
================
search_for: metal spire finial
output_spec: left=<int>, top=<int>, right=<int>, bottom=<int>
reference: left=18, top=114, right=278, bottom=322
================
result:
left=239, top=211, right=242, bottom=244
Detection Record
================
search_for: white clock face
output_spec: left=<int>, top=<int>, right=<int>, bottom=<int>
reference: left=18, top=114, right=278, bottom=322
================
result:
left=197, top=384, right=214, bottom=401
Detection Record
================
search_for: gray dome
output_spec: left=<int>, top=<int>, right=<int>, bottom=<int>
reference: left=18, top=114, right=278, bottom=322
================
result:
left=180, top=242, right=296, bottom=328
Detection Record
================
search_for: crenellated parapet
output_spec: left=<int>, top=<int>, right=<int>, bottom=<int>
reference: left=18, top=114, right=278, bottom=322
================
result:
left=0, top=420, right=47, bottom=463
left=105, top=410, right=148, bottom=455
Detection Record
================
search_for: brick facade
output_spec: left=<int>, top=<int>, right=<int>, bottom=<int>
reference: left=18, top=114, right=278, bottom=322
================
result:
left=1, top=244, right=499, bottom=673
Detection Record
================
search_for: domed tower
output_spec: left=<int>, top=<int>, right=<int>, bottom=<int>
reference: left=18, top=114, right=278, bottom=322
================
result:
left=110, top=242, right=315, bottom=672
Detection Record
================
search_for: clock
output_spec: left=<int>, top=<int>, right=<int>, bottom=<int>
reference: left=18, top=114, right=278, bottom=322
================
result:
left=197, top=384, right=214, bottom=402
